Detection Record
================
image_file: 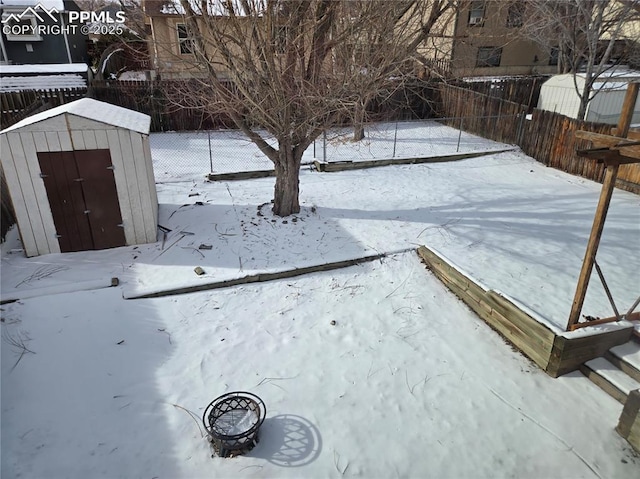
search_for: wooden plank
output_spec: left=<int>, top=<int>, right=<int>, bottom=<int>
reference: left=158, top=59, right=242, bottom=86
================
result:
left=6, top=133, right=50, bottom=256
left=126, top=252, right=388, bottom=299
left=70, top=130, right=85, bottom=150
left=574, top=130, right=640, bottom=147
left=45, top=131, right=62, bottom=152
left=118, top=129, right=144, bottom=243
left=57, top=130, right=73, bottom=151
left=579, top=364, right=628, bottom=404
left=19, top=132, right=59, bottom=254
left=617, top=389, right=640, bottom=453
left=547, top=327, right=633, bottom=377
left=95, top=130, right=109, bottom=149
left=141, top=135, right=158, bottom=225
left=106, top=129, right=136, bottom=245
left=0, top=134, right=38, bottom=256
left=32, top=131, right=48, bottom=153
left=570, top=316, right=622, bottom=330
left=82, top=130, right=98, bottom=150
left=129, top=131, right=156, bottom=243
left=484, top=291, right=556, bottom=347
left=612, top=129, right=640, bottom=140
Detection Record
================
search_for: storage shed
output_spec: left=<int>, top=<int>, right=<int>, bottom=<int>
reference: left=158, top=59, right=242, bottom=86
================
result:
left=0, top=98, right=158, bottom=257
left=537, top=71, right=640, bottom=124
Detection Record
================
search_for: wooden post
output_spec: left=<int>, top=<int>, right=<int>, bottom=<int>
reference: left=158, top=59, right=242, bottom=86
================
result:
left=566, top=82, right=639, bottom=330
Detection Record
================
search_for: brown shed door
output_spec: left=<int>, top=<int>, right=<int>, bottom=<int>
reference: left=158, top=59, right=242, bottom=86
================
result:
left=38, top=149, right=126, bottom=252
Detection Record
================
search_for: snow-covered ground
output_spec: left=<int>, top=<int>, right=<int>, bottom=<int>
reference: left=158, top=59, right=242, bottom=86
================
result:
left=150, top=120, right=510, bottom=181
left=1, top=125, right=639, bottom=478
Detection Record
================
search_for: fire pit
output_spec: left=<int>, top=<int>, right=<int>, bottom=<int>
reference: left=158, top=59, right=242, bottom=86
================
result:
left=202, top=391, right=266, bottom=457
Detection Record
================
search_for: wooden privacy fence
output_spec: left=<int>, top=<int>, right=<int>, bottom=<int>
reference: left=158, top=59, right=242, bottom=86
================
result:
left=438, top=83, right=525, bottom=145
left=90, top=80, right=236, bottom=132
left=438, top=83, right=640, bottom=195
left=451, top=76, right=545, bottom=110
left=1, top=88, right=86, bottom=130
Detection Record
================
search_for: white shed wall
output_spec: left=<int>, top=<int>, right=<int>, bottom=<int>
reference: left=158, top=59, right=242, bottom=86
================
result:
left=0, top=112, right=157, bottom=257
left=586, top=90, right=640, bottom=125
left=539, top=74, right=640, bottom=124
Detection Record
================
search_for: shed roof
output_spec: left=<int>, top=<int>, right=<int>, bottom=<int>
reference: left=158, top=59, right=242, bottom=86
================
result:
left=0, top=98, right=151, bottom=134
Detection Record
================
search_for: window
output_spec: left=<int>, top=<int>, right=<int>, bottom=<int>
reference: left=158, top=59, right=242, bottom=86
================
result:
left=549, top=47, right=559, bottom=66
left=468, top=1, right=485, bottom=26
left=1, top=13, right=42, bottom=41
left=506, top=2, right=524, bottom=28
left=476, top=47, right=502, bottom=67
left=176, top=23, right=193, bottom=54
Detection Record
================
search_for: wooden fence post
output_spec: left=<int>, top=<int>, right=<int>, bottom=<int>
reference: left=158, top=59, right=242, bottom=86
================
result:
left=566, top=82, right=639, bottom=330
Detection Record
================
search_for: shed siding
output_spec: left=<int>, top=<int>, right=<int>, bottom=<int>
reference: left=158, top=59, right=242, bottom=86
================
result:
left=19, top=132, right=59, bottom=254
left=13, top=115, right=68, bottom=133
left=57, top=130, right=74, bottom=151
left=44, top=131, right=62, bottom=152
left=142, top=135, right=159, bottom=227
left=82, top=130, right=98, bottom=150
left=95, top=130, right=109, bottom=149
left=130, top=131, right=156, bottom=242
left=70, top=130, right=86, bottom=150
left=105, top=129, right=136, bottom=245
left=118, top=129, right=145, bottom=243
left=1, top=135, right=38, bottom=256
left=32, top=132, right=48, bottom=153
left=5, top=133, right=50, bottom=256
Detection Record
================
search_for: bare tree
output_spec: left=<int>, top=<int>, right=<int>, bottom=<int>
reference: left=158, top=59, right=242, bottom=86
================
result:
left=152, top=0, right=458, bottom=216
left=523, top=0, right=640, bottom=120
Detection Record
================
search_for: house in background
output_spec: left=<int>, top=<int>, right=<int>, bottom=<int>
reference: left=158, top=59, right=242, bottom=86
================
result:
left=412, top=1, right=559, bottom=78
left=143, top=0, right=558, bottom=81
left=0, top=0, right=88, bottom=65
left=445, top=1, right=558, bottom=78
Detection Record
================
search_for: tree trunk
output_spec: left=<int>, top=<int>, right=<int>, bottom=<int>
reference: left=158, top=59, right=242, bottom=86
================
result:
left=272, top=148, right=302, bottom=216
left=353, top=99, right=366, bottom=141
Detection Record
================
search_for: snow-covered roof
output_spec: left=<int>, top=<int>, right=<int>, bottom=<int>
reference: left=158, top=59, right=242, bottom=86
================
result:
left=0, top=74, right=86, bottom=92
left=0, top=0, right=66, bottom=11
left=1, top=98, right=151, bottom=134
left=0, top=63, right=88, bottom=75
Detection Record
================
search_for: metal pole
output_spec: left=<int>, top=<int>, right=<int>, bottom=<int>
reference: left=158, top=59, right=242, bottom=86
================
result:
left=392, top=121, right=398, bottom=158
left=208, top=130, right=213, bottom=172
left=323, top=130, right=327, bottom=163
left=456, top=117, right=463, bottom=152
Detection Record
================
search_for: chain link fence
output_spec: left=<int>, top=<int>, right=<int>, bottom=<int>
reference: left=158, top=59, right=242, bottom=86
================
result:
left=150, top=118, right=517, bottom=182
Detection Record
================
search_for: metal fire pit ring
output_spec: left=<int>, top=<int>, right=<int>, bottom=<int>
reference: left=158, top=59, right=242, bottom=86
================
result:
left=202, top=391, right=266, bottom=457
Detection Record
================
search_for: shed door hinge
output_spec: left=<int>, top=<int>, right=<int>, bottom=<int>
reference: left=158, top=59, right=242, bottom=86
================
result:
left=73, top=178, right=85, bottom=182
left=106, top=165, right=115, bottom=170
left=39, top=173, right=48, bottom=178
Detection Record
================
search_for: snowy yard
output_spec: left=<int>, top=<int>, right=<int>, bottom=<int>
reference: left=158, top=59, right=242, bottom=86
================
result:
left=2, top=125, right=640, bottom=478
left=150, top=120, right=511, bottom=181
